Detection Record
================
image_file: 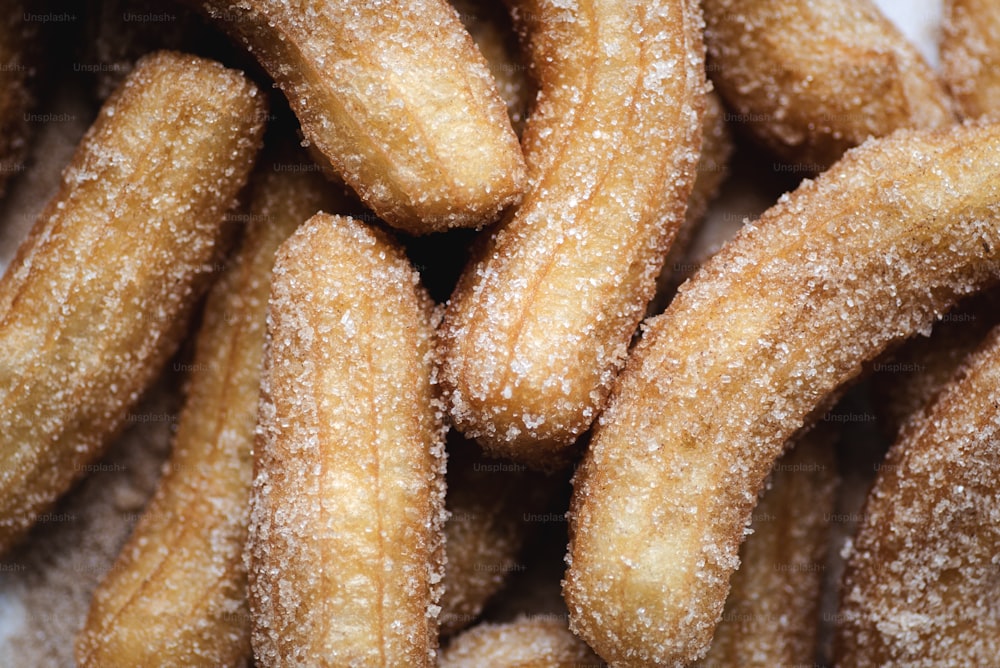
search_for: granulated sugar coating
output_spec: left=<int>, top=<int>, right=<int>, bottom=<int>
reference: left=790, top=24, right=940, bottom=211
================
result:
left=438, top=615, right=604, bottom=667
left=195, top=0, right=526, bottom=234
left=837, top=325, right=1000, bottom=666
left=439, top=0, right=707, bottom=467
left=703, top=0, right=955, bottom=170
left=0, top=51, right=265, bottom=555
left=565, top=121, right=1000, bottom=667
left=247, top=214, right=447, bottom=667
left=75, top=155, right=343, bottom=667
left=941, top=0, right=1000, bottom=119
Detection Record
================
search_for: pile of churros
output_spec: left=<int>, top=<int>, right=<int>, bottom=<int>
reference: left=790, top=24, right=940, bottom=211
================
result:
left=2, top=0, right=1000, bottom=665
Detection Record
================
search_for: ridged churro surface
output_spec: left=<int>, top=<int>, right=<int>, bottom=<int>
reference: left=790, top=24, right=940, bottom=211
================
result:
left=247, top=213, right=446, bottom=666
left=440, top=0, right=706, bottom=465
left=0, top=50, right=264, bottom=555
left=566, top=122, right=1000, bottom=667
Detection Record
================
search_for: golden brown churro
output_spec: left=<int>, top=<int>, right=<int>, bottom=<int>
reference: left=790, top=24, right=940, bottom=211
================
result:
left=0, top=50, right=264, bottom=555
left=838, top=325, right=1000, bottom=665
left=440, top=0, right=706, bottom=466
left=247, top=213, right=446, bottom=666
left=76, top=156, right=340, bottom=667
left=439, top=616, right=603, bottom=668
left=566, top=122, right=1000, bottom=666
left=703, top=0, right=954, bottom=170
left=191, top=0, right=526, bottom=234
left=942, top=0, right=1000, bottom=118
left=694, top=429, right=837, bottom=668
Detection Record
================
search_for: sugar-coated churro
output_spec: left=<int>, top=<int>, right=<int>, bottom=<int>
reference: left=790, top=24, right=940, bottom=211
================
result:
left=566, top=121, right=1000, bottom=666
left=76, top=153, right=340, bottom=667
left=942, top=0, right=1000, bottom=119
left=191, top=0, right=526, bottom=234
left=838, top=324, right=1000, bottom=665
left=703, top=0, right=954, bottom=170
left=439, top=616, right=602, bottom=668
left=0, top=50, right=264, bottom=555
left=440, top=0, right=706, bottom=466
left=247, top=213, right=447, bottom=666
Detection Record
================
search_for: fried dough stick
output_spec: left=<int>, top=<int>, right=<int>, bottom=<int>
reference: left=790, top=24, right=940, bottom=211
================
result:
left=440, top=0, right=706, bottom=466
left=566, top=122, right=1000, bottom=666
left=190, top=0, right=526, bottom=234
left=703, top=0, right=954, bottom=170
left=247, top=213, right=447, bottom=666
left=0, top=50, right=265, bottom=554
left=838, top=324, right=1000, bottom=665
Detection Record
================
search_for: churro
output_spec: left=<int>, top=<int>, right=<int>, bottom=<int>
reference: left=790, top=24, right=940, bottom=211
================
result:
left=703, top=0, right=954, bottom=170
left=942, top=0, right=1000, bottom=119
left=439, top=616, right=602, bottom=668
left=565, top=121, right=1000, bottom=666
left=247, top=213, right=446, bottom=666
left=191, top=0, right=526, bottom=234
left=440, top=0, right=706, bottom=466
left=76, top=153, right=339, bottom=667
left=837, top=324, right=1000, bottom=665
left=694, top=429, right=837, bottom=667
left=0, top=50, right=264, bottom=555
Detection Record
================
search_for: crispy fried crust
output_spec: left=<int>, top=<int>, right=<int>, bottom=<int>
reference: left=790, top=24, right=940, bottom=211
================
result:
left=440, top=438, right=550, bottom=636
left=0, top=2, right=34, bottom=197
left=0, top=50, right=264, bottom=555
left=247, top=213, right=447, bottom=666
left=942, top=0, right=1000, bottom=119
left=694, top=429, right=837, bottom=667
left=837, top=325, right=1000, bottom=665
left=76, top=156, right=340, bottom=667
left=439, top=0, right=706, bottom=466
left=439, top=616, right=602, bottom=668
left=192, top=0, right=526, bottom=234
left=703, top=0, right=954, bottom=170
left=565, top=122, right=1000, bottom=667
